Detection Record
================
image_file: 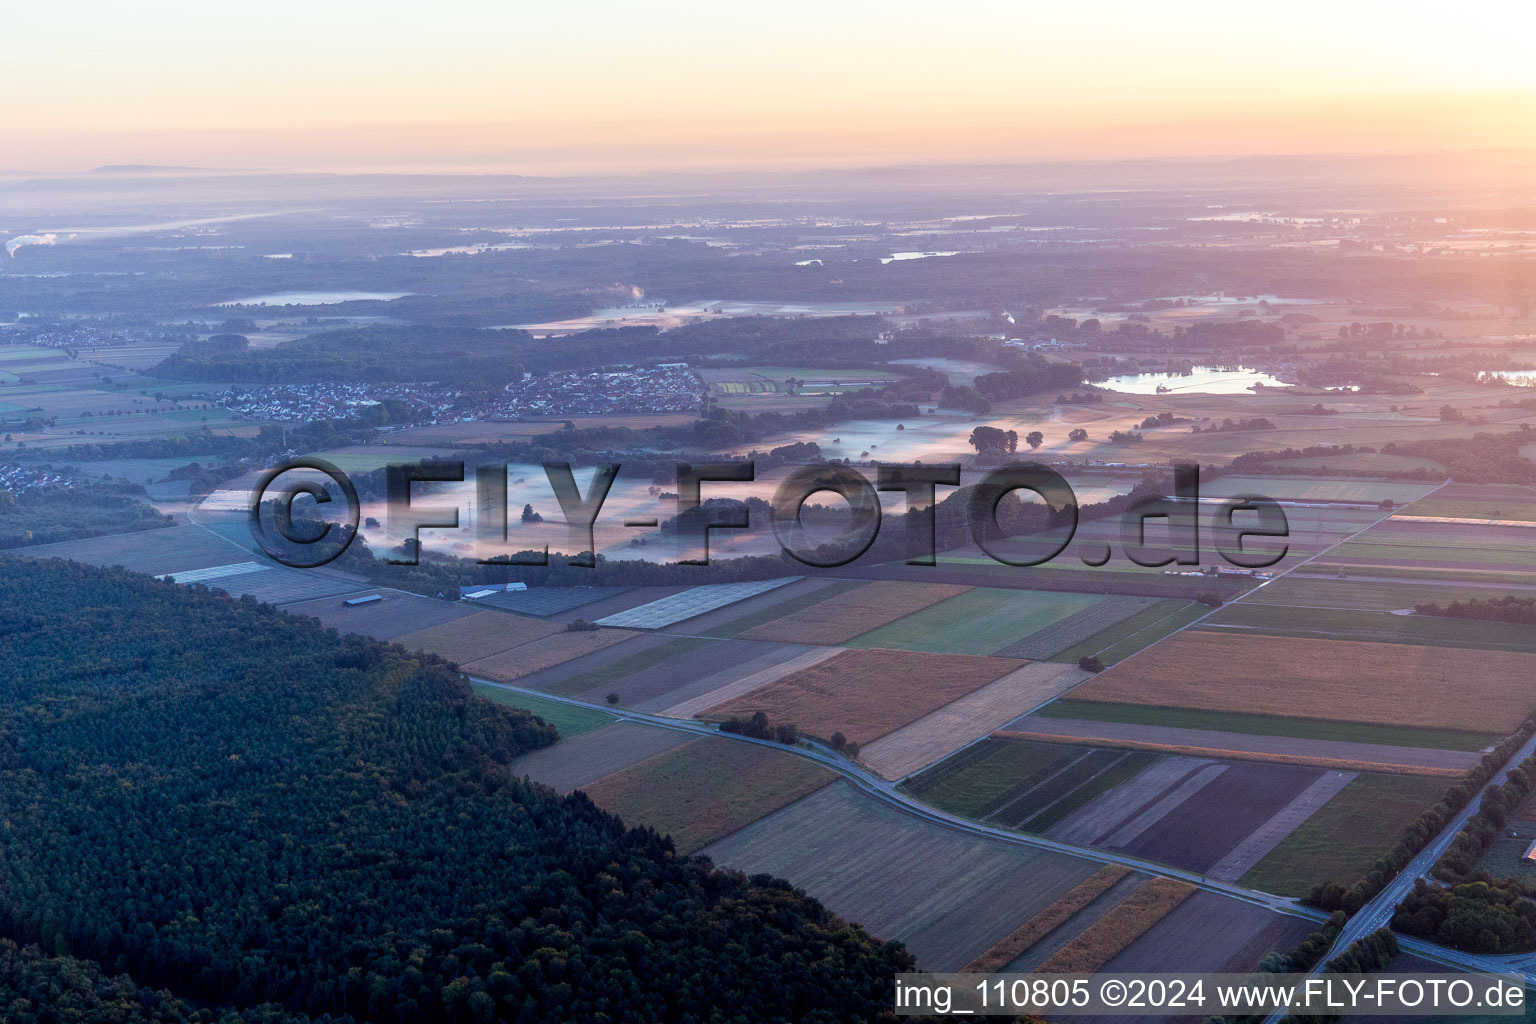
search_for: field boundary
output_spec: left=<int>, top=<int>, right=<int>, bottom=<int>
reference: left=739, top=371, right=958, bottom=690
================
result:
left=961, top=865, right=1132, bottom=972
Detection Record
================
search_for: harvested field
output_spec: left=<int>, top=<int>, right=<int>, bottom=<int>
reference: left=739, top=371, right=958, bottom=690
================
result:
left=1118, top=762, right=1332, bottom=873
left=541, top=585, right=693, bottom=624
left=992, top=595, right=1160, bottom=659
left=395, top=610, right=563, bottom=663
left=1068, top=632, right=1536, bottom=734
left=1241, top=773, right=1452, bottom=897
left=1049, top=756, right=1224, bottom=846
left=963, top=865, right=1131, bottom=972
left=578, top=737, right=834, bottom=853
left=508, top=721, right=693, bottom=793
left=1035, top=877, right=1195, bottom=973
left=847, top=587, right=1106, bottom=655
left=737, top=580, right=971, bottom=645
left=1005, top=715, right=1480, bottom=774
left=998, top=730, right=1462, bottom=779
left=469, top=683, right=615, bottom=739
left=1033, top=699, right=1500, bottom=752
left=464, top=629, right=636, bottom=680
left=1103, top=890, right=1313, bottom=973
left=659, top=646, right=842, bottom=719
left=701, top=648, right=1023, bottom=745
left=20, top=524, right=249, bottom=575
left=861, top=662, right=1090, bottom=780
left=1200, top=603, right=1536, bottom=653
left=285, top=589, right=475, bottom=640
left=699, top=781, right=1100, bottom=970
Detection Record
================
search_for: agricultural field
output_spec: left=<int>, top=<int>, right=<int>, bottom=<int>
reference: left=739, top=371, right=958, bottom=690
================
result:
left=466, top=585, right=633, bottom=617
left=699, top=781, right=1102, bottom=970
left=19, top=524, right=250, bottom=575
left=469, top=683, right=616, bottom=739
left=1005, top=712, right=1480, bottom=774
left=576, top=737, right=834, bottom=853
left=1198, top=603, right=1536, bottom=653
left=993, top=594, right=1166, bottom=659
left=690, top=577, right=864, bottom=636
left=1241, top=773, right=1453, bottom=897
left=507, top=721, right=694, bottom=793
left=860, top=662, right=1090, bottom=780
left=845, top=586, right=1106, bottom=656
left=1046, top=599, right=1207, bottom=665
left=592, top=577, right=801, bottom=629
left=1101, top=890, right=1314, bottom=973
left=563, top=637, right=821, bottom=711
left=1201, top=474, right=1440, bottom=506
left=1067, top=631, right=1536, bottom=735
left=395, top=610, right=564, bottom=664
left=700, top=648, right=1024, bottom=745
left=1392, top=483, right=1536, bottom=522
left=1308, top=518, right=1536, bottom=576
left=1244, top=574, right=1536, bottom=612
left=285, top=589, right=477, bottom=640
left=1036, top=877, right=1195, bottom=973
left=733, top=580, right=970, bottom=645
left=964, top=865, right=1132, bottom=972
left=910, top=737, right=1160, bottom=833
left=464, top=628, right=638, bottom=681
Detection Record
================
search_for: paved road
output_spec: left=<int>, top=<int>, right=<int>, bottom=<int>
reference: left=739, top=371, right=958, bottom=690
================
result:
left=476, top=676, right=1325, bottom=922
left=1258, top=729, right=1536, bottom=1022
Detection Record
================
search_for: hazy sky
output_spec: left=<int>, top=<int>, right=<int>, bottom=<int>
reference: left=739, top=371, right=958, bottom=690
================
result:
left=6, top=0, right=1536, bottom=172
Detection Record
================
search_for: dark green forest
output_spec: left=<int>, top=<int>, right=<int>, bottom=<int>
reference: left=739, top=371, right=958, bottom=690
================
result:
left=0, top=556, right=913, bottom=1022
left=0, top=487, right=173, bottom=549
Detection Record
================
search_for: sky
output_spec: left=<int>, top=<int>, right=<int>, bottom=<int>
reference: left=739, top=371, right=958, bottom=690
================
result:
left=5, top=0, right=1536, bottom=173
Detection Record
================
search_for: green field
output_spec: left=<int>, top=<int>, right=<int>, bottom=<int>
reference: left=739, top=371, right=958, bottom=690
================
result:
left=904, top=736, right=1158, bottom=835
left=1035, top=699, right=1502, bottom=752
left=1242, top=773, right=1451, bottom=896
left=470, top=682, right=615, bottom=738
left=903, top=737, right=1076, bottom=818
left=847, top=586, right=1104, bottom=655
left=1473, top=836, right=1536, bottom=886
left=1050, top=599, right=1206, bottom=664
left=1198, top=604, right=1536, bottom=653
left=1005, top=749, right=1158, bottom=833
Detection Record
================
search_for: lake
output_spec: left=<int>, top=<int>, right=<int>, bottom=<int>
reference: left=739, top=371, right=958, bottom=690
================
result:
left=1092, top=366, right=1294, bottom=394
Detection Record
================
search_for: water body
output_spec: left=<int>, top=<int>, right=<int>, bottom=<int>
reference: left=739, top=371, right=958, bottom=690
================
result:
left=1481, top=370, right=1536, bottom=385
left=880, top=250, right=962, bottom=264
left=217, top=290, right=413, bottom=306
left=1092, top=366, right=1294, bottom=395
